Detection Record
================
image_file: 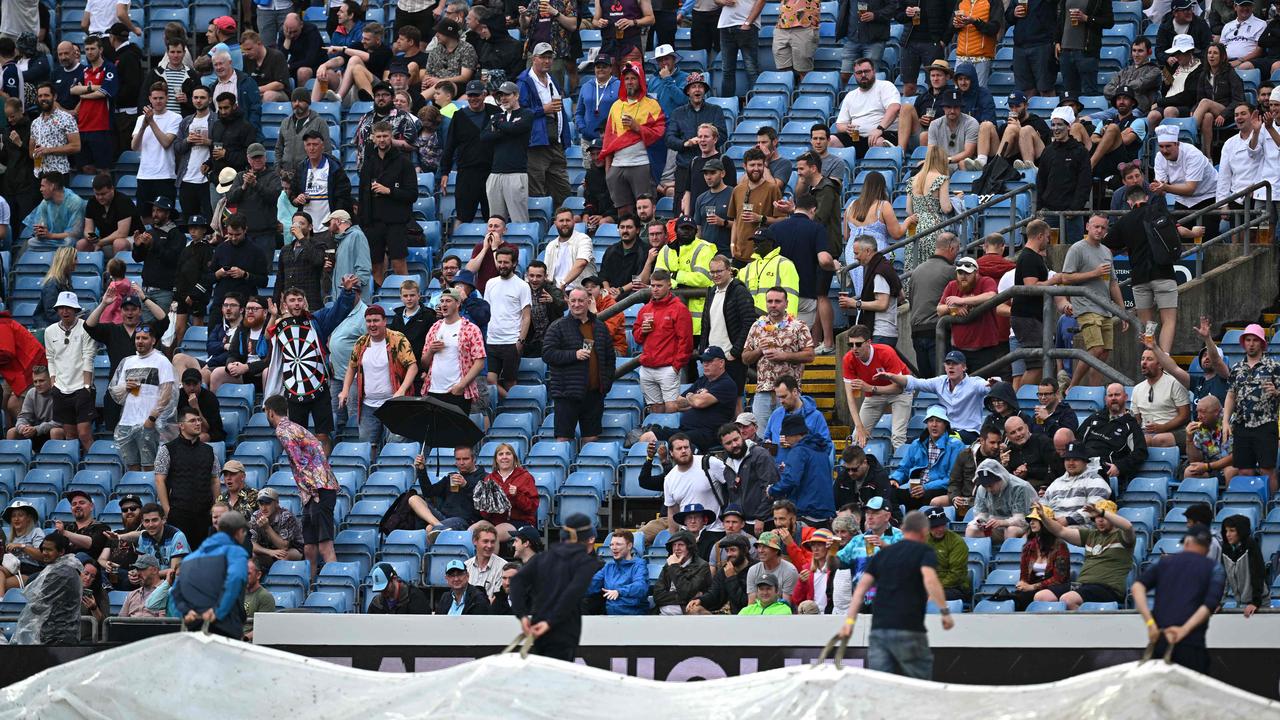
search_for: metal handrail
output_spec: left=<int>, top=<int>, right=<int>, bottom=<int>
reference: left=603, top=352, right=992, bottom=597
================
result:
left=599, top=287, right=725, bottom=378
left=884, top=182, right=1037, bottom=258
left=935, top=284, right=1139, bottom=385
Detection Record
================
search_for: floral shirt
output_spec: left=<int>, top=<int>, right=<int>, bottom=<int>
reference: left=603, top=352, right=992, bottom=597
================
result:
left=1190, top=420, right=1232, bottom=462
left=250, top=507, right=304, bottom=550
left=522, top=0, right=577, bottom=59
left=424, top=40, right=478, bottom=84
left=1228, top=356, right=1280, bottom=428
left=274, top=417, right=340, bottom=503
left=742, top=314, right=813, bottom=392
left=778, top=0, right=821, bottom=29
left=353, top=107, right=419, bottom=169
left=417, top=125, right=442, bottom=172
left=218, top=487, right=260, bottom=519
left=422, top=317, right=487, bottom=401
left=29, top=109, right=78, bottom=175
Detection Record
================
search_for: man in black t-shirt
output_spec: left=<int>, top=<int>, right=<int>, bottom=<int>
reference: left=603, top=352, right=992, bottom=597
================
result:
left=337, top=23, right=395, bottom=102
left=242, top=31, right=291, bottom=103
left=79, top=172, right=142, bottom=256
left=1011, top=218, right=1053, bottom=387
left=836, top=511, right=954, bottom=680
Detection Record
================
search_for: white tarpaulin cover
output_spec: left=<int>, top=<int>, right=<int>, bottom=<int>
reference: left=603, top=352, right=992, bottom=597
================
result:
left=3, top=632, right=1279, bottom=720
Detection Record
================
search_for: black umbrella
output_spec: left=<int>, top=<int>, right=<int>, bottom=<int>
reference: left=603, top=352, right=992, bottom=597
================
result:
left=374, top=396, right=484, bottom=447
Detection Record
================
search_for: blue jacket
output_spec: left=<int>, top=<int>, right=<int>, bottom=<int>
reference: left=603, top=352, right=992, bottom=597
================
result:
left=517, top=68, right=573, bottom=148
left=460, top=290, right=491, bottom=333
left=955, top=64, right=996, bottom=124
left=588, top=556, right=650, bottom=615
left=647, top=68, right=689, bottom=120
left=202, top=70, right=263, bottom=137
left=771, top=433, right=836, bottom=519
left=763, top=395, right=832, bottom=450
left=891, top=431, right=967, bottom=491
left=664, top=100, right=728, bottom=169
left=169, top=530, right=249, bottom=637
left=574, top=77, right=619, bottom=142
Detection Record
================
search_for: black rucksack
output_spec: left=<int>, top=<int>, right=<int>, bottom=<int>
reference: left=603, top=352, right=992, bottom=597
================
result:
left=1144, top=206, right=1182, bottom=266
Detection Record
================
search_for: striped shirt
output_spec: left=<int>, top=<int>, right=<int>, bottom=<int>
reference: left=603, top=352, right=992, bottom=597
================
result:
left=161, top=64, right=188, bottom=112
left=1042, top=467, right=1112, bottom=526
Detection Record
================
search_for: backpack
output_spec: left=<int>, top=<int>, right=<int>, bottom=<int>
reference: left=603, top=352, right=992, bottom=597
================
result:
left=1144, top=206, right=1182, bottom=266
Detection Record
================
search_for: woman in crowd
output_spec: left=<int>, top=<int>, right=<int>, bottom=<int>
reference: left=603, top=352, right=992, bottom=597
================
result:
left=12, top=533, right=82, bottom=645
left=2, top=501, right=46, bottom=591
left=1159, top=35, right=1204, bottom=122
left=416, top=105, right=445, bottom=173
left=1220, top=514, right=1267, bottom=618
left=1013, top=505, right=1071, bottom=611
left=843, top=170, right=906, bottom=263
left=1192, top=42, right=1244, bottom=158
left=474, top=442, right=538, bottom=542
left=904, top=144, right=952, bottom=275
left=37, top=246, right=77, bottom=328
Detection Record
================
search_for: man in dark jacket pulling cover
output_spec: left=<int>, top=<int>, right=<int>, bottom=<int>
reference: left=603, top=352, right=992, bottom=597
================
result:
left=510, top=513, right=602, bottom=660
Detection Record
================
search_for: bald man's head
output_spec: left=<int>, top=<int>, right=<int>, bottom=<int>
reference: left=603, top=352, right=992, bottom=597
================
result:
left=1053, top=428, right=1075, bottom=455
left=1004, top=415, right=1029, bottom=445
left=1105, top=383, right=1127, bottom=414
left=1196, top=394, right=1222, bottom=424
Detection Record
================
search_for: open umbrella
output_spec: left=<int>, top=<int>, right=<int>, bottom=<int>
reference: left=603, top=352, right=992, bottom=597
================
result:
left=374, top=396, right=485, bottom=447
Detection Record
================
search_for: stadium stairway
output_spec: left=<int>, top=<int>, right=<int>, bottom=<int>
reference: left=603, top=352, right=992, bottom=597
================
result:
left=745, top=353, right=850, bottom=450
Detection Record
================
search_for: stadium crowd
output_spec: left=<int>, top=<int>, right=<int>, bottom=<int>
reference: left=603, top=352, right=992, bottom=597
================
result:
left=0, top=0, right=1277, bottom=650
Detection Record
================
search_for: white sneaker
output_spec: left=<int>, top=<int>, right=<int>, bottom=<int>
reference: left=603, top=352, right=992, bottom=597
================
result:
left=1013, top=159, right=1034, bottom=171
left=815, top=344, right=835, bottom=356
left=962, top=158, right=986, bottom=171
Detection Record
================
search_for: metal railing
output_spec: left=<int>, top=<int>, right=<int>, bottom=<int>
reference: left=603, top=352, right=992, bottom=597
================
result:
left=599, top=287, right=748, bottom=378
left=936, top=284, right=1140, bottom=386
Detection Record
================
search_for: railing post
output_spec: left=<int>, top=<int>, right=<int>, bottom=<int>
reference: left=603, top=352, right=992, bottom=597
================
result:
left=1244, top=193, right=1253, bottom=255
left=1041, top=291, right=1054, bottom=381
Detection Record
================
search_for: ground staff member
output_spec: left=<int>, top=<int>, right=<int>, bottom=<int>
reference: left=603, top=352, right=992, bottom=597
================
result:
left=509, top=512, right=601, bottom=660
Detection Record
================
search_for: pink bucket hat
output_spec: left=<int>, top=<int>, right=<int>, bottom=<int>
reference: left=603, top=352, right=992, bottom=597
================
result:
left=1241, top=324, right=1267, bottom=346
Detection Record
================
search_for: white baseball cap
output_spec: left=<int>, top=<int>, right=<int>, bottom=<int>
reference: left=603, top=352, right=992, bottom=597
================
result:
left=53, top=291, right=81, bottom=311
left=653, top=44, right=678, bottom=60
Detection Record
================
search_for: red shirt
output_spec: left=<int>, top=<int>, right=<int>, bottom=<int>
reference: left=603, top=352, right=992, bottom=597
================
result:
left=78, top=63, right=114, bottom=133
left=941, top=275, right=1003, bottom=351
left=841, top=343, right=909, bottom=387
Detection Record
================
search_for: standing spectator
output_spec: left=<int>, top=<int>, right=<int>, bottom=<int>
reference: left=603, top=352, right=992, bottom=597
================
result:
left=146, top=41, right=201, bottom=115
left=907, top=233, right=958, bottom=379
left=770, top=413, right=836, bottom=522
left=647, top=45, right=687, bottom=119
left=1132, top=348, right=1192, bottom=449
left=878, top=351, right=991, bottom=442
left=24, top=172, right=85, bottom=252
left=171, top=510, right=250, bottom=638
left=518, top=43, right=573, bottom=208
left=1010, top=219, right=1053, bottom=387
left=338, top=306, right=420, bottom=444
left=773, top=0, right=820, bottom=83
left=543, top=288, right=616, bottom=442
left=83, top=288, right=171, bottom=431
left=465, top=218, right=518, bottom=292
left=276, top=213, right=328, bottom=311
left=293, top=130, right=353, bottom=229
left=421, top=289, right=487, bottom=413
left=1056, top=0, right=1114, bottom=96
left=836, top=0, right=893, bottom=79
left=666, top=73, right=726, bottom=205
left=633, top=270, right=694, bottom=413
left=209, top=215, right=271, bottom=320
left=129, top=83, right=181, bottom=214
left=939, top=257, right=1002, bottom=374
left=741, top=289, right=814, bottom=420
left=599, top=214, right=650, bottom=297
left=715, top=0, right=763, bottom=98
left=133, top=195, right=186, bottom=311
left=1059, top=215, right=1126, bottom=388
left=3, top=97, right=37, bottom=238
left=358, top=120, right=419, bottom=283
left=727, top=148, right=783, bottom=264
left=693, top=158, right=735, bottom=256
left=482, top=82, right=534, bottom=224
left=155, top=407, right=220, bottom=548
left=833, top=57, right=900, bottom=150
left=29, top=82, right=79, bottom=177
left=896, top=0, right=956, bottom=98
left=388, top=279, right=437, bottom=361
left=600, top=63, right=665, bottom=219
left=575, top=53, right=619, bottom=159
left=841, top=235, right=902, bottom=347
left=1006, top=0, right=1057, bottom=97
left=326, top=210, right=373, bottom=305
left=543, top=208, right=596, bottom=291
left=523, top=262, right=566, bottom=358
left=951, top=0, right=1002, bottom=86
left=69, top=35, right=116, bottom=174
left=263, top=394, right=340, bottom=580
left=842, top=324, right=913, bottom=449
left=680, top=124, right=735, bottom=217
left=655, top=216, right=716, bottom=338
left=438, top=80, right=497, bottom=224
left=173, top=87, right=214, bottom=221
left=226, top=143, right=283, bottom=263
left=482, top=247, right=532, bottom=400
left=1079, top=383, right=1149, bottom=489
left=1035, top=107, right=1092, bottom=244
left=275, top=89, right=331, bottom=172
left=78, top=172, right=138, bottom=255
left=207, top=93, right=256, bottom=208
left=1109, top=187, right=1182, bottom=352
left=107, top=324, right=174, bottom=471
left=698, top=255, right=756, bottom=394
left=1223, top=324, right=1280, bottom=490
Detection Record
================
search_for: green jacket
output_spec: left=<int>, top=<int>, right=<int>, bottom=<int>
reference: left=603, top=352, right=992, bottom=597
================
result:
left=927, top=529, right=971, bottom=594
left=738, top=599, right=794, bottom=615
left=656, top=236, right=716, bottom=335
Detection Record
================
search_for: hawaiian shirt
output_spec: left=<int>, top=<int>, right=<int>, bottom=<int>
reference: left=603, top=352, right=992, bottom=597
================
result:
left=742, top=314, right=814, bottom=392
left=424, top=40, right=478, bottom=85
left=1190, top=421, right=1231, bottom=462
left=422, top=317, right=487, bottom=401
left=521, top=0, right=577, bottom=59
left=1228, top=356, right=1280, bottom=428
left=218, top=487, right=260, bottom=520
left=778, top=0, right=821, bottom=29
left=250, top=506, right=304, bottom=550
left=29, top=108, right=78, bottom=175
left=274, top=417, right=340, bottom=503
left=353, top=107, right=419, bottom=169
left=835, top=526, right=904, bottom=604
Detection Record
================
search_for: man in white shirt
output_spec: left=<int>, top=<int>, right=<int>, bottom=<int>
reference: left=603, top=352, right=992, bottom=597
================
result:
left=715, top=0, right=765, bottom=98
left=43, top=292, right=97, bottom=453
left=1217, top=103, right=1269, bottom=217
left=1221, top=0, right=1265, bottom=65
left=131, top=83, right=182, bottom=216
left=482, top=246, right=532, bottom=400
left=833, top=57, right=900, bottom=150
left=661, top=433, right=728, bottom=533
left=1132, top=348, right=1191, bottom=450
left=175, top=87, right=214, bottom=221
left=542, top=207, right=596, bottom=290
left=1151, top=124, right=1217, bottom=210
left=81, top=0, right=137, bottom=37
left=108, top=325, right=175, bottom=471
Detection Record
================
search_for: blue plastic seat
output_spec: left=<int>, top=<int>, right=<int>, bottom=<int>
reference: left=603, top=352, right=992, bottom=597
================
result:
left=344, top=499, right=391, bottom=528
left=1027, top=601, right=1067, bottom=613
left=1078, top=601, right=1120, bottom=612
left=303, top=590, right=353, bottom=613
left=974, top=599, right=1014, bottom=613
left=263, top=560, right=311, bottom=594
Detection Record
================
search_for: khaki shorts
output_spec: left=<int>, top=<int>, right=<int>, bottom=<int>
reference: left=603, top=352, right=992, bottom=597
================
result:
left=772, top=27, right=819, bottom=72
left=1132, top=278, right=1178, bottom=310
left=1077, top=312, right=1114, bottom=351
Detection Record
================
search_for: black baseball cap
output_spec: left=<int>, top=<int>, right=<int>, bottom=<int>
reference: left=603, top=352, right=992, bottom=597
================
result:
left=118, top=493, right=144, bottom=509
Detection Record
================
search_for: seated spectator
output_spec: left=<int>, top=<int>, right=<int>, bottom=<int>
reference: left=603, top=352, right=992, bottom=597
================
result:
left=636, top=346, right=738, bottom=452
left=1132, top=348, right=1191, bottom=449
left=768, top=499, right=814, bottom=570
left=588, top=530, right=650, bottom=615
left=980, top=380, right=1026, bottom=436
left=746, top=531, right=799, bottom=603
left=368, top=562, right=431, bottom=614
left=435, top=558, right=490, bottom=614
left=1220, top=514, right=1266, bottom=618
left=25, top=172, right=85, bottom=252
left=652, top=530, right=711, bottom=615
left=1042, top=443, right=1113, bottom=525
left=830, top=496, right=900, bottom=609
left=1036, top=499, right=1136, bottom=609
left=78, top=557, right=108, bottom=626
left=488, top=562, right=523, bottom=615
left=1078, top=383, right=1148, bottom=489
left=924, top=507, right=969, bottom=602
left=242, top=557, right=276, bottom=639
left=1184, top=502, right=1222, bottom=562
left=948, top=428, right=1003, bottom=510
left=474, top=444, right=538, bottom=542
left=6, top=365, right=63, bottom=448
left=409, top=446, right=485, bottom=533
left=739, top=573, right=793, bottom=615
left=674, top=503, right=724, bottom=561
left=465, top=521, right=506, bottom=601
left=1003, top=416, right=1061, bottom=492
left=1185, top=395, right=1235, bottom=481
left=1086, top=85, right=1147, bottom=174
left=708, top=504, right=760, bottom=565
left=216, top=460, right=259, bottom=520
left=687, top=533, right=754, bottom=615
left=118, top=554, right=166, bottom=618
left=248, top=488, right=305, bottom=566
left=13, top=532, right=81, bottom=645
left=891, top=406, right=965, bottom=510
left=769, top=413, right=837, bottom=523
left=833, top=444, right=892, bottom=515
left=790, top=528, right=837, bottom=613
left=175, top=368, right=225, bottom=443
left=1030, top=380, right=1079, bottom=437
left=964, top=459, right=1035, bottom=545
left=1013, top=505, right=1072, bottom=611
left=136, top=503, right=191, bottom=581
left=1192, top=42, right=1244, bottom=158
left=1, top=501, right=45, bottom=591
